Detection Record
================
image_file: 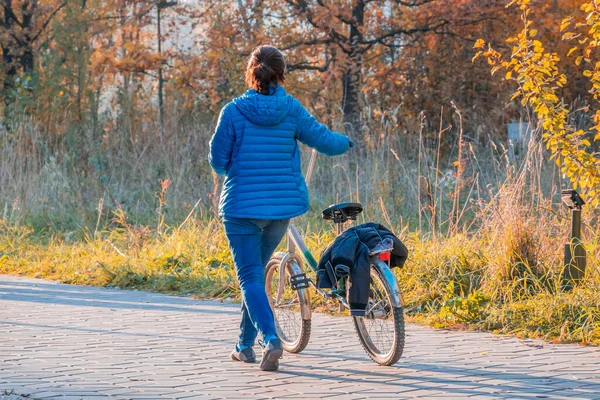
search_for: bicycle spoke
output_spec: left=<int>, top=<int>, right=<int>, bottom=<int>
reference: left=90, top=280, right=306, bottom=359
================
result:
left=360, top=270, right=395, bottom=355
left=267, top=263, right=304, bottom=344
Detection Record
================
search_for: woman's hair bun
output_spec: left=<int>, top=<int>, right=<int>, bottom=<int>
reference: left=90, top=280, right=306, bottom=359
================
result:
left=246, top=46, right=286, bottom=94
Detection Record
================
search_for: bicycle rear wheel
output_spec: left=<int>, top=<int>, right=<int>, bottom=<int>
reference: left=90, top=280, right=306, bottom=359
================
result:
left=352, top=265, right=405, bottom=366
left=265, top=255, right=311, bottom=353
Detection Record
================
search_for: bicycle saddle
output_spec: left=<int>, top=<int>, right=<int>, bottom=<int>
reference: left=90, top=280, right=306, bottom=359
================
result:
left=322, top=202, right=363, bottom=223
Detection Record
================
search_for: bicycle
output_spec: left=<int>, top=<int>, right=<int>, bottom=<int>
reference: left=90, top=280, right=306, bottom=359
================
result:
left=265, top=150, right=405, bottom=366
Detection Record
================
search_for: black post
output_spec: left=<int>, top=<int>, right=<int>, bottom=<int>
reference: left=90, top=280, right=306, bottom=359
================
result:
left=561, top=189, right=586, bottom=288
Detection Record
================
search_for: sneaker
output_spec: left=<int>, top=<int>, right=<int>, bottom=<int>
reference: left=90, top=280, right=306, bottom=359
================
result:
left=230, top=347, right=256, bottom=363
left=259, top=338, right=283, bottom=371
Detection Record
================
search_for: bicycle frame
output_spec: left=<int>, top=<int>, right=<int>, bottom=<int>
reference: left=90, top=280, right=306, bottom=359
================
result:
left=284, top=222, right=350, bottom=307
left=275, top=150, right=403, bottom=315
left=284, top=223, right=402, bottom=308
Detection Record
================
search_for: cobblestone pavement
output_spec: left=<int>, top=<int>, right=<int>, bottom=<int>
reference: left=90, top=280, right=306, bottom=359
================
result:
left=1, top=275, right=600, bottom=400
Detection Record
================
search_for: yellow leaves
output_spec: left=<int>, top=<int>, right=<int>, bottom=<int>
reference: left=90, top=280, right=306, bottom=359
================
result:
left=561, top=17, right=573, bottom=32
left=568, top=47, right=578, bottom=57
left=507, top=0, right=530, bottom=9
left=522, top=81, right=534, bottom=92
left=581, top=2, right=594, bottom=13
left=478, top=0, right=600, bottom=207
left=562, top=32, right=579, bottom=41
left=545, top=93, right=559, bottom=103
left=536, top=103, right=549, bottom=118
left=556, top=74, right=568, bottom=87
left=478, top=0, right=600, bottom=208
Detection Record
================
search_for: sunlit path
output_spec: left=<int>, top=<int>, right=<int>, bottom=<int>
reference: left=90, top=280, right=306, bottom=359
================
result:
left=1, top=275, right=599, bottom=400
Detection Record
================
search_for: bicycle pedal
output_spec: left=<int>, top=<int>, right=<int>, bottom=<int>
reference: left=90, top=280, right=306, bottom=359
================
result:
left=289, top=273, right=310, bottom=290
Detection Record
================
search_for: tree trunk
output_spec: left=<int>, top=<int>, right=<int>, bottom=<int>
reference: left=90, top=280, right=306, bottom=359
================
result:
left=342, top=56, right=362, bottom=140
left=2, top=47, right=17, bottom=99
left=342, top=1, right=365, bottom=141
left=21, top=11, right=34, bottom=87
left=1, top=5, right=17, bottom=112
left=20, top=45, right=34, bottom=77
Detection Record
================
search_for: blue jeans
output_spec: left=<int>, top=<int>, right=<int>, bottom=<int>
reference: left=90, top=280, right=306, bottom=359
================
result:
left=223, top=217, right=290, bottom=348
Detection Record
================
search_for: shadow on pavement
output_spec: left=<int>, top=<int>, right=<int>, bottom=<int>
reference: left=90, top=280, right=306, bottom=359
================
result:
left=279, top=362, right=600, bottom=399
left=0, top=320, right=229, bottom=345
left=0, top=279, right=239, bottom=315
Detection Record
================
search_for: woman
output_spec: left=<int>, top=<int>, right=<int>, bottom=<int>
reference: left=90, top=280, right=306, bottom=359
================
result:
left=209, top=45, right=352, bottom=372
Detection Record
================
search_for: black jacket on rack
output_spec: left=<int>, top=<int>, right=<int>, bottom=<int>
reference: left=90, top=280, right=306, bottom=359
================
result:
left=316, top=222, right=408, bottom=316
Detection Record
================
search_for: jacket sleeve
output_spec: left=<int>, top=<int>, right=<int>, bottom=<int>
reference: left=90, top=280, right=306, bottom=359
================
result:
left=209, top=103, right=235, bottom=175
left=331, top=231, right=360, bottom=268
left=294, top=100, right=350, bottom=156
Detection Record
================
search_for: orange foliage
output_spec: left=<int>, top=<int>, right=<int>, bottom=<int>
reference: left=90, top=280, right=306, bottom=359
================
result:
left=0, top=0, right=593, bottom=137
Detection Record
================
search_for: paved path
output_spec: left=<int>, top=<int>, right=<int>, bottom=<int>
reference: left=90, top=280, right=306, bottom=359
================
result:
left=1, top=275, right=599, bottom=400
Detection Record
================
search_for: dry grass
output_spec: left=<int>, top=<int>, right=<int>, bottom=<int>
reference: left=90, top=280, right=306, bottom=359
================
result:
left=1, top=110, right=599, bottom=345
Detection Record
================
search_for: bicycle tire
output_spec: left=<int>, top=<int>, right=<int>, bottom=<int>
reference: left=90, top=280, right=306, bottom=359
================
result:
left=265, top=255, right=312, bottom=353
left=352, top=265, right=405, bottom=366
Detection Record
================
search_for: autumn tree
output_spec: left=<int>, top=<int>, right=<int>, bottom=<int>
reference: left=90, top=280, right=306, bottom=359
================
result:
left=0, top=0, right=69, bottom=114
left=195, top=1, right=519, bottom=140
left=275, top=0, right=452, bottom=138
left=476, top=0, right=600, bottom=207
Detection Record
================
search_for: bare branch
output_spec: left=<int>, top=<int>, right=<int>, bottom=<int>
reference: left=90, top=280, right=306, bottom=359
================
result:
left=262, top=11, right=302, bottom=19
left=1, top=0, right=24, bottom=28
left=280, top=37, right=332, bottom=51
left=316, top=0, right=355, bottom=27
left=360, top=20, right=449, bottom=48
left=31, top=1, right=68, bottom=43
left=287, top=57, right=331, bottom=72
left=392, top=0, right=437, bottom=6
left=283, top=0, right=350, bottom=51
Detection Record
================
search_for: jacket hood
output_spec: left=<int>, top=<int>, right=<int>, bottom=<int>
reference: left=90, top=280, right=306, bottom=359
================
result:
left=233, top=85, right=290, bottom=126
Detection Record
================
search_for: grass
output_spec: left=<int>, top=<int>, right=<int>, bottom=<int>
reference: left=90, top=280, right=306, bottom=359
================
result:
left=403, top=230, right=600, bottom=344
left=1, top=112, right=599, bottom=345
left=1, top=199, right=598, bottom=345
left=0, top=218, right=238, bottom=299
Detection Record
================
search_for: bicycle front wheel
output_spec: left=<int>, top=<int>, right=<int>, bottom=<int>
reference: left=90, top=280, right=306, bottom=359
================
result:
left=352, top=265, right=405, bottom=366
left=265, top=255, right=311, bottom=353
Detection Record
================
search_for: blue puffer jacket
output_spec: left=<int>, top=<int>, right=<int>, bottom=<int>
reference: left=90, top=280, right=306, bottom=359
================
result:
left=209, top=86, right=350, bottom=220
